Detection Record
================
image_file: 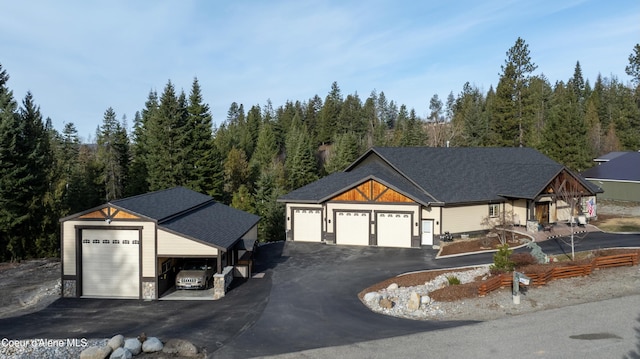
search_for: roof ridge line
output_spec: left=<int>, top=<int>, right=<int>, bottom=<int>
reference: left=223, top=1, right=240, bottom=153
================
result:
left=158, top=198, right=217, bottom=224
left=110, top=186, right=187, bottom=204
left=364, top=147, right=442, bottom=203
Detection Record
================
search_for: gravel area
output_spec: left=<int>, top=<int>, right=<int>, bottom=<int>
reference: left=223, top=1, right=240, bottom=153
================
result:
left=362, top=264, right=640, bottom=322
left=598, top=200, right=640, bottom=217
left=0, top=338, right=107, bottom=359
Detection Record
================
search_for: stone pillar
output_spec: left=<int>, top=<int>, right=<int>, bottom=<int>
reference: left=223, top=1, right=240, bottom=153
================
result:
left=213, top=266, right=234, bottom=300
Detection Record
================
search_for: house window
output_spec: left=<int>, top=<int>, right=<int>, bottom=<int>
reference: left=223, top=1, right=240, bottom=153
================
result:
left=82, top=239, right=90, bottom=244
left=92, top=239, right=100, bottom=244
left=489, top=204, right=500, bottom=218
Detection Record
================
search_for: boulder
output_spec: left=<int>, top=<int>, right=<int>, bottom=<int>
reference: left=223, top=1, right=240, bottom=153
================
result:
left=107, top=334, right=124, bottom=350
left=163, top=339, right=199, bottom=357
left=363, top=292, right=380, bottom=302
left=421, top=295, right=432, bottom=305
left=123, top=338, right=142, bottom=356
left=386, top=283, right=399, bottom=290
left=109, top=347, right=132, bottom=359
left=80, top=345, right=112, bottom=359
left=379, top=297, right=394, bottom=309
left=407, top=292, right=421, bottom=311
left=142, top=336, right=163, bottom=353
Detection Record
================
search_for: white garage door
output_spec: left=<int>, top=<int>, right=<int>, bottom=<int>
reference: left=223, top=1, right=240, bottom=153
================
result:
left=292, top=208, right=322, bottom=242
left=377, top=212, right=412, bottom=248
left=336, top=211, right=370, bottom=246
left=82, top=229, right=140, bottom=298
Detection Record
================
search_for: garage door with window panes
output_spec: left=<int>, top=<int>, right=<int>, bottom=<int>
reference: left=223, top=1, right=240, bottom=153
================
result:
left=376, top=212, right=412, bottom=248
left=292, top=208, right=322, bottom=242
left=336, top=211, right=370, bottom=246
left=81, top=229, right=140, bottom=298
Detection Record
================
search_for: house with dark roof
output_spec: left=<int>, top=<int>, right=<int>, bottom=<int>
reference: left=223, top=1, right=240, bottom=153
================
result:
left=582, top=151, right=640, bottom=202
left=60, top=187, right=260, bottom=300
left=278, top=147, right=600, bottom=248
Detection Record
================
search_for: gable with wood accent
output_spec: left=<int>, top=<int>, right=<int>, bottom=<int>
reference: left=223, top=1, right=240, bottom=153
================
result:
left=330, top=180, right=415, bottom=203
left=78, top=206, right=141, bottom=220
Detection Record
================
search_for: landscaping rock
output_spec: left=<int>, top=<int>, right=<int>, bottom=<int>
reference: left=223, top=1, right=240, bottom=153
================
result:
left=142, top=336, right=163, bottom=353
left=407, top=291, right=421, bottom=311
left=80, top=345, right=112, bottom=359
left=163, top=338, right=199, bottom=357
left=363, top=292, right=380, bottom=302
left=109, top=347, right=132, bottom=359
left=107, top=334, right=124, bottom=350
left=421, top=295, right=432, bottom=305
left=123, top=338, right=141, bottom=356
left=387, top=283, right=398, bottom=290
left=379, top=297, right=394, bottom=309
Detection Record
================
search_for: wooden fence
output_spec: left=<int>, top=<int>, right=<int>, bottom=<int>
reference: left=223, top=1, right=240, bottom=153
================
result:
left=478, top=253, right=639, bottom=297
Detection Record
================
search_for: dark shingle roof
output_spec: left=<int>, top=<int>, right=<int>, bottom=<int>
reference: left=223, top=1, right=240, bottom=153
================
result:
left=582, top=152, right=640, bottom=182
left=368, top=147, right=565, bottom=202
left=111, top=187, right=259, bottom=250
left=111, top=187, right=211, bottom=221
left=278, top=160, right=437, bottom=205
left=280, top=147, right=599, bottom=205
left=160, top=202, right=260, bottom=250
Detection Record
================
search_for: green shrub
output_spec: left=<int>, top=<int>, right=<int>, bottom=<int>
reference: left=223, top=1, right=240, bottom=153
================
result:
left=491, top=244, right=515, bottom=273
left=447, top=275, right=461, bottom=285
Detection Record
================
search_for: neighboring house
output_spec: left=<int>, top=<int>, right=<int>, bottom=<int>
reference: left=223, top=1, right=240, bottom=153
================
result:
left=582, top=151, right=640, bottom=202
left=278, top=147, right=600, bottom=248
left=60, top=187, right=260, bottom=300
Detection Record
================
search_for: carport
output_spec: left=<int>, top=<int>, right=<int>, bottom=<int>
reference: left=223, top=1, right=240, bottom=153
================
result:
left=60, top=187, right=260, bottom=300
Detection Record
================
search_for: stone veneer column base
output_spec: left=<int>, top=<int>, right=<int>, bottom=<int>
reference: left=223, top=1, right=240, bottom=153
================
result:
left=63, top=280, right=77, bottom=297
left=142, top=281, right=156, bottom=300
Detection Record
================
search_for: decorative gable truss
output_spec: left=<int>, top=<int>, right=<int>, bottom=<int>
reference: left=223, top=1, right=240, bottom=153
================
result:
left=331, top=179, right=415, bottom=203
left=78, top=206, right=141, bottom=221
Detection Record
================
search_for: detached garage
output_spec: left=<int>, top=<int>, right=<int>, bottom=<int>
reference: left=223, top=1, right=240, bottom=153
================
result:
left=60, top=187, right=260, bottom=300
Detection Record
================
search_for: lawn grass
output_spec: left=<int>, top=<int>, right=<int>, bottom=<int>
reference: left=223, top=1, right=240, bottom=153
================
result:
left=595, top=218, right=640, bottom=232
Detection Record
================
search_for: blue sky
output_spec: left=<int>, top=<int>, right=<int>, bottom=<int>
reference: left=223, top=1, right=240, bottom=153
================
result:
left=1, top=0, right=638, bottom=141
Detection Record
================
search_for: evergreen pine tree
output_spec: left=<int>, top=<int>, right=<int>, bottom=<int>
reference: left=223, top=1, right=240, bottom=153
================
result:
left=285, top=124, right=318, bottom=190
left=317, top=82, right=342, bottom=144
left=324, top=132, right=361, bottom=174
left=96, top=107, right=129, bottom=200
left=146, top=80, right=186, bottom=190
left=542, top=82, right=590, bottom=171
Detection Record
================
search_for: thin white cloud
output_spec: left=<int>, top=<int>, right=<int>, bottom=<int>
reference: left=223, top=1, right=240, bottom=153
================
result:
left=0, top=0, right=637, bottom=137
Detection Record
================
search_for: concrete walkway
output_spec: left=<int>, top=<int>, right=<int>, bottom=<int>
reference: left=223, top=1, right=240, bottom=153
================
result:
left=511, top=223, right=600, bottom=242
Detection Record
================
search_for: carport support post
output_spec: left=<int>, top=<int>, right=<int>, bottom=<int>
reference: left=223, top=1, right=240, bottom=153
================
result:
left=216, top=254, right=222, bottom=274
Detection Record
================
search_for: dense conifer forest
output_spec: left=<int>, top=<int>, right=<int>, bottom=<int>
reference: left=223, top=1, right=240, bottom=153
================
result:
left=1, top=39, right=639, bottom=261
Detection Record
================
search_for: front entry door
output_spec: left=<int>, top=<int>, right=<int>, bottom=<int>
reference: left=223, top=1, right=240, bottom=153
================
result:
left=421, top=220, right=433, bottom=245
left=535, top=203, right=549, bottom=224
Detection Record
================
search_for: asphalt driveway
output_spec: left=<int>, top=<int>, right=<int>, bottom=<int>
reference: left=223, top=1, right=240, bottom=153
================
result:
left=0, top=232, right=638, bottom=358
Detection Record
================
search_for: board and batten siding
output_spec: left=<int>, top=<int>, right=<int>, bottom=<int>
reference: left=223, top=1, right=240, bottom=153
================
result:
left=157, top=229, right=218, bottom=256
left=441, top=204, right=489, bottom=233
left=587, top=180, right=640, bottom=202
left=62, top=220, right=81, bottom=276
